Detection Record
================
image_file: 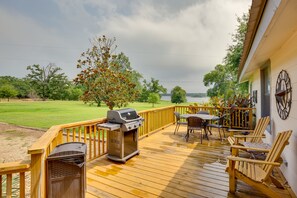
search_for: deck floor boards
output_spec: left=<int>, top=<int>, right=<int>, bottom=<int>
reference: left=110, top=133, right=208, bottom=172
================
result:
left=87, top=125, right=294, bottom=198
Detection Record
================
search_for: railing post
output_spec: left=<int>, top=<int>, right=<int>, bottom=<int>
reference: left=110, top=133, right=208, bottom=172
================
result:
left=248, top=109, right=253, bottom=129
left=31, top=152, right=46, bottom=198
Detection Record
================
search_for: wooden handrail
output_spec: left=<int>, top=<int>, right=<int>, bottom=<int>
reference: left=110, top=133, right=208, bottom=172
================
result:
left=0, top=105, right=255, bottom=197
left=28, top=118, right=107, bottom=155
left=175, top=105, right=255, bottom=129
left=0, top=160, right=30, bottom=198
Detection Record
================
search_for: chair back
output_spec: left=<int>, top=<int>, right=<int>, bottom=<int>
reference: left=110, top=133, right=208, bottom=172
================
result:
left=187, top=116, right=203, bottom=128
left=261, top=130, right=292, bottom=181
left=174, top=112, right=181, bottom=122
left=218, top=114, right=227, bottom=126
left=250, top=116, right=270, bottom=143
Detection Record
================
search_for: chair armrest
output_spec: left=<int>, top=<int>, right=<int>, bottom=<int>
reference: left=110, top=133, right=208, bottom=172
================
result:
left=228, top=129, right=254, bottom=132
left=227, top=156, right=281, bottom=166
left=230, top=145, right=270, bottom=152
left=234, top=134, right=265, bottom=138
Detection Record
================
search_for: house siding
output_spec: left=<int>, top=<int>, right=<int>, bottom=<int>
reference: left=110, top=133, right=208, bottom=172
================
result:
left=270, top=30, right=297, bottom=193
left=249, top=30, right=297, bottom=194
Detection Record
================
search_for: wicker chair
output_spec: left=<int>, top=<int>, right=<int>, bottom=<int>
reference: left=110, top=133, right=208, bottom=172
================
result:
left=174, top=112, right=187, bottom=134
left=207, top=114, right=228, bottom=141
left=186, top=116, right=204, bottom=143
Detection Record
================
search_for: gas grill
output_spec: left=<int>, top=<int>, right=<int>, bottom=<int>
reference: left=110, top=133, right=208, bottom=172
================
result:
left=98, top=108, right=143, bottom=163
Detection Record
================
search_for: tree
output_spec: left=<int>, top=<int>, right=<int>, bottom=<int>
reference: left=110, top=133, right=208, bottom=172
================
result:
left=147, top=93, right=160, bottom=107
left=26, top=63, right=69, bottom=100
left=75, top=35, right=141, bottom=109
left=0, top=84, right=18, bottom=101
left=0, top=76, right=31, bottom=98
left=203, top=13, right=249, bottom=99
left=138, top=78, right=167, bottom=102
left=171, top=86, right=187, bottom=104
left=65, top=85, right=83, bottom=101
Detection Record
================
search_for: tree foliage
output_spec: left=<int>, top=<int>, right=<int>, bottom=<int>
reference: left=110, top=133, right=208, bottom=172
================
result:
left=171, top=86, right=187, bottom=104
left=138, top=78, right=167, bottom=102
left=203, top=13, right=249, bottom=99
left=26, top=63, right=69, bottom=100
left=0, top=76, right=31, bottom=98
left=75, top=35, right=142, bottom=109
left=0, top=84, right=18, bottom=101
left=147, top=93, right=160, bottom=107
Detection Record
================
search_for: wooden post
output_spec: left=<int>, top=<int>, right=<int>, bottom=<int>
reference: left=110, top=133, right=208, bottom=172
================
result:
left=229, top=160, right=236, bottom=193
left=31, top=152, right=46, bottom=198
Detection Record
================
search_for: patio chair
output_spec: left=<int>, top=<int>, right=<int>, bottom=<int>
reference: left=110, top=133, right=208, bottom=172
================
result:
left=206, top=114, right=228, bottom=141
left=228, top=116, right=270, bottom=157
left=226, top=130, right=292, bottom=197
left=174, top=112, right=187, bottom=134
left=227, top=116, right=270, bottom=148
left=186, top=116, right=204, bottom=143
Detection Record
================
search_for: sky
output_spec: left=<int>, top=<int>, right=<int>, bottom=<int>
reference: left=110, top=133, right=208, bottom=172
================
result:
left=0, top=0, right=251, bottom=93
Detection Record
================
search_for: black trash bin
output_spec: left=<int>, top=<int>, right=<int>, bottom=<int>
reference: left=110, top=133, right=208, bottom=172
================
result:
left=47, top=142, right=87, bottom=198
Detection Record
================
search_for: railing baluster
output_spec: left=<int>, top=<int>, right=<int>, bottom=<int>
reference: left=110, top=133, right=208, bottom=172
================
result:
left=20, top=172, right=25, bottom=198
left=66, top=128, right=70, bottom=142
left=88, top=126, right=92, bottom=160
left=72, top=128, right=76, bottom=142
left=93, top=125, right=97, bottom=158
left=0, top=175, right=2, bottom=197
left=6, top=174, right=12, bottom=198
left=103, top=129, right=106, bottom=153
left=84, top=126, right=87, bottom=144
left=78, top=126, right=82, bottom=142
left=98, top=128, right=101, bottom=155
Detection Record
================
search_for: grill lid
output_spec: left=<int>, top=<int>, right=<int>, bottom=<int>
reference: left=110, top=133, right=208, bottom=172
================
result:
left=47, top=142, right=87, bottom=158
left=107, top=108, right=140, bottom=123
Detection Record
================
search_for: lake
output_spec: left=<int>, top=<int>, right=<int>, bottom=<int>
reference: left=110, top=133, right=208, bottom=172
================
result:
left=161, top=96, right=209, bottom=103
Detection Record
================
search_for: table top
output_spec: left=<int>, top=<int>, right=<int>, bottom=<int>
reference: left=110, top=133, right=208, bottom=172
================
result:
left=181, top=114, right=219, bottom=120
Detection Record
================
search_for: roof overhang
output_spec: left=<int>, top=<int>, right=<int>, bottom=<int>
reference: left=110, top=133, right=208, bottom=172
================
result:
left=238, top=0, right=297, bottom=82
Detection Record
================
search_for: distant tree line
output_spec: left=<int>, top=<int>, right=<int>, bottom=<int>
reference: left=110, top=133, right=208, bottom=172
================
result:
left=0, top=35, right=190, bottom=107
left=162, top=92, right=207, bottom=97
left=0, top=64, right=83, bottom=101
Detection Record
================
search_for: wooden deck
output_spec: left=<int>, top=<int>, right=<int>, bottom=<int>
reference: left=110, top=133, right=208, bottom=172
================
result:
left=85, top=125, right=294, bottom=198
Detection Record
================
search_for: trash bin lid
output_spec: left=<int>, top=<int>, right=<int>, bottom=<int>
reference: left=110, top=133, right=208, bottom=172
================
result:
left=48, top=142, right=87, bottom=158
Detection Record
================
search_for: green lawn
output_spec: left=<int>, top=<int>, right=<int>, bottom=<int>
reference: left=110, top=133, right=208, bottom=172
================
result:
left=0, top=100, right=175, bottom=129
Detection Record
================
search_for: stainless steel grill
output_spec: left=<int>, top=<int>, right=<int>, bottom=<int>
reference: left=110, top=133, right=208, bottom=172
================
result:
left=107, top=108, right=143, bottom=131
left=98, top=108, right=143, bottom=163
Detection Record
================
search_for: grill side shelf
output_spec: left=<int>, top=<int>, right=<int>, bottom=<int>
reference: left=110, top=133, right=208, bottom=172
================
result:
left=97, top=123, right=121, bottom=131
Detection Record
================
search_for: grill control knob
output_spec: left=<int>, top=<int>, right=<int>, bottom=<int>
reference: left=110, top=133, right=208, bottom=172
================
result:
left=128, top=126, right=131, bottom=130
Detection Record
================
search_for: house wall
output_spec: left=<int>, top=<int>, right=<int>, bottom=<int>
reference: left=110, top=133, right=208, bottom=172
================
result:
left=269, top=30, right=297, bottom=194
left=249, top=30, right=297, bottom=194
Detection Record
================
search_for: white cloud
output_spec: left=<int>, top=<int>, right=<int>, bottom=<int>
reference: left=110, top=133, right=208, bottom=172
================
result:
left=95, top=0, right=251, bottom=92
left=0, top=0, right=251, bottom=93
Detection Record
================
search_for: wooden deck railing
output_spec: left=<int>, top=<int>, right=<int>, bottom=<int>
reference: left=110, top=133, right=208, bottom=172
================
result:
left=175, top=105, right=255, bottom=129
left=0, top=105, right=254, bottom=197
left=0, top=161, right=30, bottom=198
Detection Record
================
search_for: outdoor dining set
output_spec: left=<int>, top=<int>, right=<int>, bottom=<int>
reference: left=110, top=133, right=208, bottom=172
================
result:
left=174, top=111, right=227, bottom=143
left=174, top=111, right=293, bottom=197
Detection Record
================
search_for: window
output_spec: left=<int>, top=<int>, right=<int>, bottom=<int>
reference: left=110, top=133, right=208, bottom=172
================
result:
left=261, top=63, right=271, bottom=132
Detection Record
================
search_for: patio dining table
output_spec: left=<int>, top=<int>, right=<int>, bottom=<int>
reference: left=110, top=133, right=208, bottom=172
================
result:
left=180, top=114, right=219, bottom=140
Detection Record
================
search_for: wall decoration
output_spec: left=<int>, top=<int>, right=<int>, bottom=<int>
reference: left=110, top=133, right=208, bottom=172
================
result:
left=275, top=70, right=292, bottom=120
left=252, top=90, right=257, bottom=103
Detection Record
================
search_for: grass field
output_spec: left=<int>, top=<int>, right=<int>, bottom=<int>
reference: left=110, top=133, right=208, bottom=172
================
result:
left=0, top=100, right=176, bottom=129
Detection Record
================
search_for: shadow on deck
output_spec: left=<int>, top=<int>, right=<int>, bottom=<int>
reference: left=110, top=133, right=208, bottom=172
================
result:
left=86, top=125, right=294, bottom=198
